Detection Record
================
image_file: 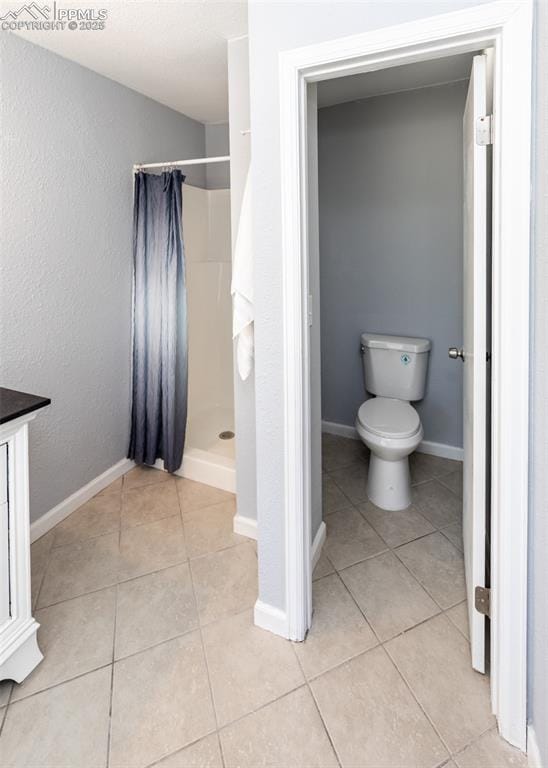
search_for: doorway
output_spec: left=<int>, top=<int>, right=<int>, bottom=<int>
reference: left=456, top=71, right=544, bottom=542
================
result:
left=313, top=51, right=486, bottom=648
left=271, top=2, right=532, bottom=751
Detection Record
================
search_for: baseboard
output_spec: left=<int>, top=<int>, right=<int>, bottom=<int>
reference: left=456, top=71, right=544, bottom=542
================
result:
left=233, top=513, right=257, bottom=540
left=30, top=458, right=134, bottom=543
left=322, top=420, right=360, bottom=440
left=254, top=523, right=325, bottom=640
left=254, top=599, right=289, bottom=639
left=321, top=420, right=463, bottom=462
left=528, top=725, right=544, bottom=768
left=311, top=520, right=326, bottom=571
left=416, top=440, right=463, bottom=462
left=154, top=448, right=236, bottom=493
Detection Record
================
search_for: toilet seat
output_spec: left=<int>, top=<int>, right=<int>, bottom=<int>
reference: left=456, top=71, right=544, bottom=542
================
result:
left=357, top=397, right=420, bottom=440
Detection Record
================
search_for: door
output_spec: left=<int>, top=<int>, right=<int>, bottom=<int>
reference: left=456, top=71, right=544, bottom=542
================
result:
left=462, top=53, right=489, bottom=674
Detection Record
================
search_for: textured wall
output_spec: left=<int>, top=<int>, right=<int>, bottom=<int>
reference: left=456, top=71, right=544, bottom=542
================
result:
left=247, top=0, right=494, bottom=614
left=529, top=1, right=548, bottom=762
left=318, top=82, right=466, bottom=448
left=0, top=34, right=205, bottom=523
left=247, top=0, right=545, bottom=757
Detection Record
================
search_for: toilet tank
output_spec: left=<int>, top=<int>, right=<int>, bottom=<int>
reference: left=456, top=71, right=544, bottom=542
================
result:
left=361, top=333, right=431, bottom=401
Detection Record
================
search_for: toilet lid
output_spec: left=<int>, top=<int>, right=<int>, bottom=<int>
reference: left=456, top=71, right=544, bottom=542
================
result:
left=357, top=398, right=420, bottom=439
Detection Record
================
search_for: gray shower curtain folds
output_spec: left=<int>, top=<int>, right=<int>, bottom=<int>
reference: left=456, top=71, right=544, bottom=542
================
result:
left=128, top=170, right=187, bottom=473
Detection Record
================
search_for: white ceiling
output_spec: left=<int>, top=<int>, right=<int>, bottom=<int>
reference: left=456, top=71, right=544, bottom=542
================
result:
left=317, top=53, right=474, bottom=108
left=12, top=0, right=247, bottom=123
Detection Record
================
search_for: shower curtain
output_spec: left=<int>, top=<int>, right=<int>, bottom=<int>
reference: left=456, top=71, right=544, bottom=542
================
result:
left=128, top=170, right=187, bottom=473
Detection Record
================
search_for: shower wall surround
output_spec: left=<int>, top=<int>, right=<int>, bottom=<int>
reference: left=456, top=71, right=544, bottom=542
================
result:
left=183, top=186, right=235, bottom=463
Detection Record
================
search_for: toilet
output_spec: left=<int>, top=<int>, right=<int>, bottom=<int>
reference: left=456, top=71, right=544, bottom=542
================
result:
left=355, top=333, right=431, bottom=511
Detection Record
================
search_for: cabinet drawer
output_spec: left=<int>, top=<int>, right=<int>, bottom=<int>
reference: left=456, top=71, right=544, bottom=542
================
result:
left=0, top=443, right=7, bottom=506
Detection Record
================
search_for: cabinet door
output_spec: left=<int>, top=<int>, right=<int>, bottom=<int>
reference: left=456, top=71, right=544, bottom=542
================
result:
left=0, top=442, right=10, bottom=625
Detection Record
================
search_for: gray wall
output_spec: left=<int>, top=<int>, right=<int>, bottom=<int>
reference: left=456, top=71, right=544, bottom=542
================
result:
left=247, top=0, right=545, bottom=761
left=228, top=36, right=257, bottom=526
left=318, top=82, right=466, bottom=449
left=0, top=34, right=206, bottom=523
left=248, top=0, right=491, bottom=621
left=205, top=122, right=230, bottom=189
left=529, top=0, right=548, bottom=762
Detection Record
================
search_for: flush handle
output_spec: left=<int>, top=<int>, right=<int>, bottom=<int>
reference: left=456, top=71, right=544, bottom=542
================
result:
left=448, top=347, right=465, bottom=361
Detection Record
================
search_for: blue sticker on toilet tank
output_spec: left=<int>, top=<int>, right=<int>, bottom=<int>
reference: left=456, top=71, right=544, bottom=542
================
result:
left=401, top=354, right=411, bottom=365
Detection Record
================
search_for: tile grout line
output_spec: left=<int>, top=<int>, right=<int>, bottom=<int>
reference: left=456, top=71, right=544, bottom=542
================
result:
left=322, top=455, right=369, bottom=475
left=33, top=528, right=59, bottom=613
left=0, top=680, right=14, bottom=740
left=144, top=728, right=220, bottom=768
left=105, top=662, right=115, bottom=768
left=317, top=455, right=466, bottom=681
left=452, top=723, right=512, bottom=762
left=105, top=521, right=122, bottom=768
left=35, top=472, right=226, bottom=767
left=301, top=575, right=407, bottom=682
left=36, top=548, right=256, bottom=666
left=19, top=470, right=243, bottom=761
left=36, top=476, right=237, bottom=610
left=31, top=529, right=56, bottom=611
left=321, top=464, right=466, bottom=618
left=381, top=640, right=455, bottom=759
left=175, top=484, right=225, bottom=767
left=444, top=602, right=470, bottom=641
left=215, top=731, right=226, bottom=768
left=289, top=640, right=344, bottom=768
left=330, top=518, right=463, bottom=632
left=23, top=461, right=477, bottom=763
left=214, top=681, right=319, bottom=753
left=4, top=662, right=114, bottom=707
left=384, top=635, right=498, bottom=759
left=291, top=614, right=490, bottom=765
left=36, top=535, right=251, bottom=614
left=328, top=570, right=384, bottom=648
left=163, top=458, right=468, bottom=762
left=51, top=493, right=122, bottom=550
left=333, top=503, right=435, bottom=551
left=390, top=534, right=465, bottom=613
left=311, top=461, right=471, bottom=707
left=9, top=606, right=240, bottom=709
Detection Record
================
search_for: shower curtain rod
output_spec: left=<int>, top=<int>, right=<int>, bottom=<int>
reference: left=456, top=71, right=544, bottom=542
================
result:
left=133, top=155, right=230, bottom=172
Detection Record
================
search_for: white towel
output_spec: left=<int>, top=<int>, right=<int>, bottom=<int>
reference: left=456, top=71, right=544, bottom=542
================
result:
left=231, top=169, right=254, bottom=380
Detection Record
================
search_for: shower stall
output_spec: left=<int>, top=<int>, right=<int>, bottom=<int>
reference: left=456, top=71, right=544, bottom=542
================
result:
left=181, top=183, right=235, bottom=492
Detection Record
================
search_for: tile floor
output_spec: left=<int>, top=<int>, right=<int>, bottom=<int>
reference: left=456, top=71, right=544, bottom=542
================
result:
left=0, top=441, right=528, bottom=767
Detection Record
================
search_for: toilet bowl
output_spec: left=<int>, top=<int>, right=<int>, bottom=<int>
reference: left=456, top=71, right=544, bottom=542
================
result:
left=356, top=397, right=423, bottom=510
left=356, top=333, right=431, bottom=511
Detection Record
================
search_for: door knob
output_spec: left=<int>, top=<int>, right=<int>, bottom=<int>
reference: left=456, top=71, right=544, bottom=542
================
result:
left=448, top=347, right=465, bottom=361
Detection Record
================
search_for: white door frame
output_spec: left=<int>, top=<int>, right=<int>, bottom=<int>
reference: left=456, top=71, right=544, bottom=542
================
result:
left=278, top=0, right=532, bottom=750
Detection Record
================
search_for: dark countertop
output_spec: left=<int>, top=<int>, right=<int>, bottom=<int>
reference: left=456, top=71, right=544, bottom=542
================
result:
left=0, top=388, right=51, bottom=425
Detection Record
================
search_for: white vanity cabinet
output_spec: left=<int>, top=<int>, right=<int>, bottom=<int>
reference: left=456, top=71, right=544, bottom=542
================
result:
left=0, top=389, right=50, bottom=683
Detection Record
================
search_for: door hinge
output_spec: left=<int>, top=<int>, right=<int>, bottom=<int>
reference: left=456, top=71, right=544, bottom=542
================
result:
left=475, top=586, right=491, bottom=617
left=476, top=115, right=493, bottom=146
